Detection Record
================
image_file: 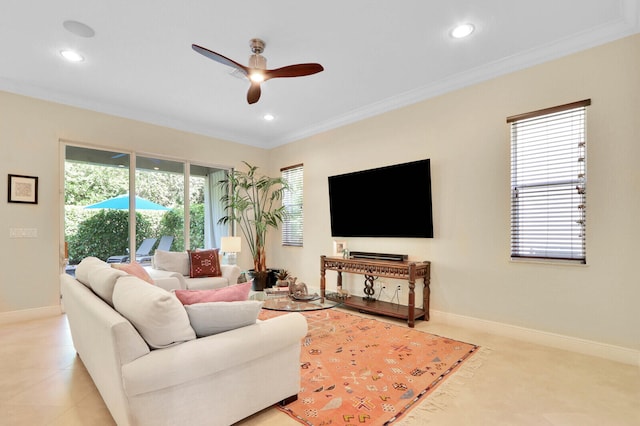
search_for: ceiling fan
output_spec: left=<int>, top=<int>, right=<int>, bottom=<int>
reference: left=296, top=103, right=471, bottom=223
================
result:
left=192, top=38, right=324, bottom=104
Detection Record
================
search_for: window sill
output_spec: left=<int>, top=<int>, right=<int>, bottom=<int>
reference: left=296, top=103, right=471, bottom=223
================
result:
left=509, top=258, right=588, bottom=267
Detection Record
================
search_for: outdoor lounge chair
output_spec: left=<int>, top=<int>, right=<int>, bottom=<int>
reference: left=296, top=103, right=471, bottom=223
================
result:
left=136, top=235, right=174, bottom=264
left=106, top=238, right=157, bottom=264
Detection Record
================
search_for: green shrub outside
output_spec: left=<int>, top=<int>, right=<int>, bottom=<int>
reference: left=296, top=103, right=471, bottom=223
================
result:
left=67, top=210, right=153, bottom=264
left=66, top=204, right=205, bottom=264
left=157, top=204, right=205, bottom=251
left=64, top=162, right=208, bottom=263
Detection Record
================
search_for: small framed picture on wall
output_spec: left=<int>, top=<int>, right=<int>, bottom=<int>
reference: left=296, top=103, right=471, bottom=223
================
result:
left=333, top=240, right=347, bottom=257
left=8, top=174, right=38, bottom=204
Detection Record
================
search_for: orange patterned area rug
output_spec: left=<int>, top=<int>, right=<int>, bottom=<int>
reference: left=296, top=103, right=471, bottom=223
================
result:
left=258, top=309, right=479, bottom=426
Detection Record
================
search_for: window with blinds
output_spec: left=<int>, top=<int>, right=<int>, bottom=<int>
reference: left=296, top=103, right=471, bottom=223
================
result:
left=281, top=164, right=303, bottom=247
left=508, top=99, right=590, bottom=263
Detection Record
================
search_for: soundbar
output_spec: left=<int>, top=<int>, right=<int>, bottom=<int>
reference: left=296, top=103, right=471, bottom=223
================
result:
left=349, top=251, right=408, bottom=262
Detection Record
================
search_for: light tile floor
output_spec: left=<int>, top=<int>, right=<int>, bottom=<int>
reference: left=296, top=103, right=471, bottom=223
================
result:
left=1, top=310, right=638, bottom=425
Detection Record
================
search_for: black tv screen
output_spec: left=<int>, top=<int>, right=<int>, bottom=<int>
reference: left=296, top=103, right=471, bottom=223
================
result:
left=328, top=159, right=433, bottom=238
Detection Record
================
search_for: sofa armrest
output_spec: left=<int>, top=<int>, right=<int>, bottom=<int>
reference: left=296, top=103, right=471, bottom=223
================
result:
left=144, top=267, right=186, bottom=290
left=61, top=274, right=150, bottom=423
left=121, top=312, right=307, bottom=396
left=220, top=264, right=241, bottom=285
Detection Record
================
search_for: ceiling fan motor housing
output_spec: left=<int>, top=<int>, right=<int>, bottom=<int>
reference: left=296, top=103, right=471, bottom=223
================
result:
left=250, top=38, right=265, bottom=53
left=249, top=38, right=267, bottom=69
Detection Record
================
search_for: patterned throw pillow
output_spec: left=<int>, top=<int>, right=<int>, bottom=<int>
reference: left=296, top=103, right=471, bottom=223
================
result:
left=187, top=249, right=222, bottom=278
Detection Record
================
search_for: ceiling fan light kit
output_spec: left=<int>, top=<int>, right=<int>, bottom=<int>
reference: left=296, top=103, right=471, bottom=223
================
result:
left=248, top=38, right=267, bottom=82
left=192, top=38, right=324, bottom=104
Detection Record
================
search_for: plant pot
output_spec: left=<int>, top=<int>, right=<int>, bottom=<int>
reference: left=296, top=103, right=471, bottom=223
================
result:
left=247, top=270, right=269, bottom=291
left=247, top=269, right=280, bottom=291
left=276, top=279, right=290, bottom=288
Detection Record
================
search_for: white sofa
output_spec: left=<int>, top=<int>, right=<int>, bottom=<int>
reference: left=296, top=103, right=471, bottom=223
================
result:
left=61, top=257, right=307, bottom=426
left=145, top=249, right=242, bottom=291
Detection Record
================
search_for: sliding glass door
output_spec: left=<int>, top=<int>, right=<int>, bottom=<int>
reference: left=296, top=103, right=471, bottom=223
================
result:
left=191, top=164, right=228, bottom=250
left=136, top=155, right=184, bottom=254
left=64, top=145, right=133, bottom=266
left=63, top=144, right=229, bottom=271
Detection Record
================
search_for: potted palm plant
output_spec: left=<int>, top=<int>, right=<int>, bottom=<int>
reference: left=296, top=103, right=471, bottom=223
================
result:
left=217, top=162, right=288, bottom=290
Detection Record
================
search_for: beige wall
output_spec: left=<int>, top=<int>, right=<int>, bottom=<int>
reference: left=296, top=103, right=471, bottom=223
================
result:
left=268, top=34, right=640, bottom=351
left=1, top=34, right=638, bottom=352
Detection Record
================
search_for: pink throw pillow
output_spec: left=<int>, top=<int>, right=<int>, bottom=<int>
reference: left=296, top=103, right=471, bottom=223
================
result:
left=174, top=281, right=252, bottom=305
left=111, top=262, right=154, bottom=284
left=188, top=249, right=222, bottom=278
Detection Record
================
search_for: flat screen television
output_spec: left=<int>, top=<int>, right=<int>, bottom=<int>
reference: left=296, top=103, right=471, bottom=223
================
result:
left=328, top=159, right=433, bottom=238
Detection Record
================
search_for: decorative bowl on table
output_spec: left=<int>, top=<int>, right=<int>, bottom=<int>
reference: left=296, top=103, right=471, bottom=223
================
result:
left=291, top=292, right=320, bottom=301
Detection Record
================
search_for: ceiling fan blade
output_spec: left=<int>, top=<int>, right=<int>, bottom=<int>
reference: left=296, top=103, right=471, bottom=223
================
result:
left=264, top=63, right=324, bottom=80
left=247, top=82, right=261, bottom=104
left=192, top=44, right=249, bottom=77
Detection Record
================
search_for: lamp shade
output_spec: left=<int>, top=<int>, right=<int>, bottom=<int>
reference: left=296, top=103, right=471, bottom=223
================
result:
left=220, top=236, right=241, bottom=253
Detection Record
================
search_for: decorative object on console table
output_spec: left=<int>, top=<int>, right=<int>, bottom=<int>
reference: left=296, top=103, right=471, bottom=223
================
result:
left=332, top=240, right=347, bottom=257
left=220, top=236, right=241, bottom=265
left=320, top=255, right=431, bottom=328
left=8, top=174, right=38, bottom=204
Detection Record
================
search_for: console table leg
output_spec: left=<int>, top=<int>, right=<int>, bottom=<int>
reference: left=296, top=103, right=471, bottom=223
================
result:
left=363, top=274, right=376, bottom=300
left=424, top=277, right=430, bottom=321
left=320, top=256, right=326, bottom=303
left=408, top=279, right=416, bottom=328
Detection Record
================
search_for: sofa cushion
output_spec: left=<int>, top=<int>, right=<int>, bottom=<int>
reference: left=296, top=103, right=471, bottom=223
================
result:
left=75, top=256, right=111, bottom=287
left=113, top=275, right=196, bottom=349
left=184, top=300, right=263, bottom=337
left=174, top=281, right=252, bottom=305
left=187, top=249, right=222, bottom=278
left=111, top=262, right=154, bottom=284
left=153, top=250, right=190, bottom=275
left=88, top=266, right=127, bottom=307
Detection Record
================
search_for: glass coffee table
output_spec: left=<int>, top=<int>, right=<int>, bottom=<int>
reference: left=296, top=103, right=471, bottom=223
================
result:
left=251, top=288, right=343, bottom=312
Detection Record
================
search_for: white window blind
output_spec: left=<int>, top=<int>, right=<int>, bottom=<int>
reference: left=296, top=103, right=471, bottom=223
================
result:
left=281, top=164, right=303, bottom=247
left=508, top=99, right=590, bottom=263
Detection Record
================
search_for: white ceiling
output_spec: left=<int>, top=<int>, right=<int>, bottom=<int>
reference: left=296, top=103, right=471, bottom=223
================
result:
left=1, top=1, right=639, bottom=148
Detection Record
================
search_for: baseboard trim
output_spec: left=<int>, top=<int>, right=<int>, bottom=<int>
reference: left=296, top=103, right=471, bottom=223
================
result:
left=430, top=309, right=639, bottom=367
left=0, top=305, right=61, bottom=325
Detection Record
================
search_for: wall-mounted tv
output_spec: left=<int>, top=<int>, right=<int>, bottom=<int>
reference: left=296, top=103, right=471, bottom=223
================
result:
left=328, top=159, right=433, bottom=238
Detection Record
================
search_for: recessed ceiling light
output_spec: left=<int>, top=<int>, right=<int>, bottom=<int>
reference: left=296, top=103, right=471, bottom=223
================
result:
left=63, top=20, right=95, bottom=38
left=60, top=49, right=84, bottom=62
left=263, top=114, right=275, bottom=121
left=450, top=23, right=475, bottom=39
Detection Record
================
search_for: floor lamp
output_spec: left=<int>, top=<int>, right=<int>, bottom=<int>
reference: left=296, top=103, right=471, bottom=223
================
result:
left=220, top=236, right=241, bottom=265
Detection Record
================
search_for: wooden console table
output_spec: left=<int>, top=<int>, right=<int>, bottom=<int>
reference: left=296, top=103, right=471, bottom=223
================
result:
left=320, top=255, right=431, bottom=327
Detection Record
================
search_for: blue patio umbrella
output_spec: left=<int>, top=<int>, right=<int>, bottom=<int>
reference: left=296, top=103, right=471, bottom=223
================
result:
left=84, top=194, right=170, bottom=211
